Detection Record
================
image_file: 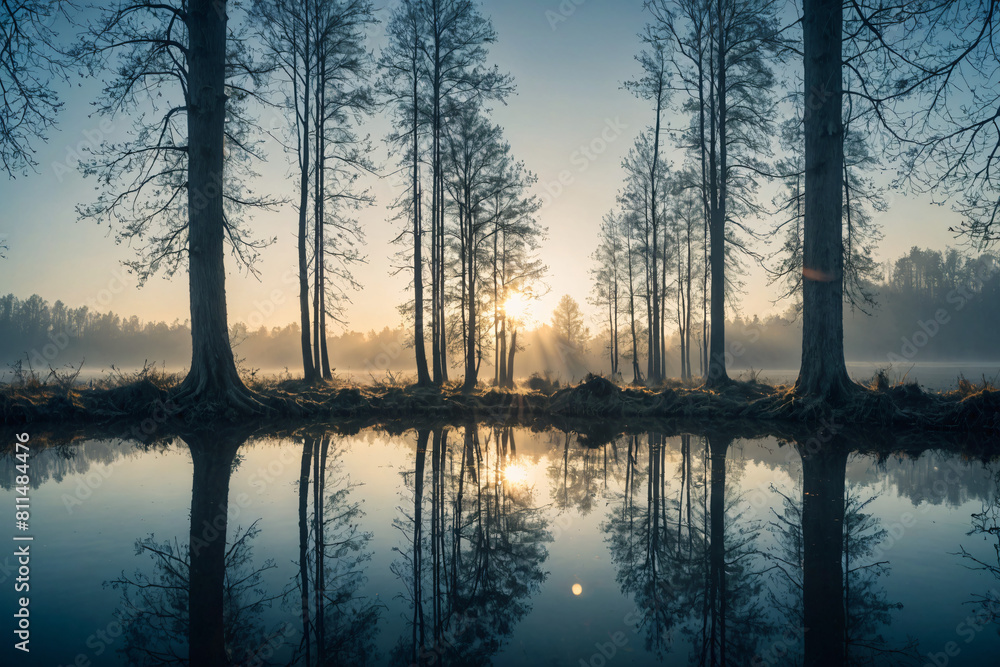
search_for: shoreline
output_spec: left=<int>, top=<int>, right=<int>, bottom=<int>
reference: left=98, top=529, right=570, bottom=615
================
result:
left=1, top=374, right=998, bottom=435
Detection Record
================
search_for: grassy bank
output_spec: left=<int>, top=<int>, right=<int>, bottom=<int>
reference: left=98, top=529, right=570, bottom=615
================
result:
left=1, top=366, right=999, bottom=433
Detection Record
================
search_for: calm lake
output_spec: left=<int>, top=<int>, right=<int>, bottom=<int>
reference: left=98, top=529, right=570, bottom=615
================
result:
left=2, top=424, right=999, bottom=666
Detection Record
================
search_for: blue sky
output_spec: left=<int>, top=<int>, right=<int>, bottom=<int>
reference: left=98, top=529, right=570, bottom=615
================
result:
left=0, top=0, right=963, bottom=335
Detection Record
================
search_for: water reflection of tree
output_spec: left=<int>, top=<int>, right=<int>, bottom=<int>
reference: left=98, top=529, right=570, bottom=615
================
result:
left=604, top=433, right=770, bottom=664
left=391, top=424, right=551, bottom=665
left=765, top=442, right=919, bottom=666
left=289, top=433, right=381, bottom=666
left=547, top=430, right=609, bottom=515
left=956, top=467, right=1000, bottom=626
left=108, top=429, right=284, bottom=667
left=767, top=477, right=913, bottom=664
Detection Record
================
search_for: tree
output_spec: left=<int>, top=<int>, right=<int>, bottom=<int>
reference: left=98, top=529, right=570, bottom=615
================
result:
left=416, top=0, right=512, bottom=384
left=253, top=0, right=318, bottom=382
left=649, top=0, right=784, bottom=386
left=625, top=27, right=671, bottom=383
left=619, top=132, right=662, bottom=384
left=590, top=212, right=624, bottom=378
left=795, top=0, right=853, bottom=398
left=74, top=0, right=272, bottom=410
left=253, top=0, right=375, bottom=384
left=309, top=0, right=376, bottom=380
left=488, top=160, right=544, bottom=389
left=1, top=0, right=65, bottom=177
left=380, top=0, right=432, bottom=385
left=442, top=107, right=504, bottom=391
left=664, top=169, right=705, bottom=380
left=551, top=294, right=589, bottom=378
left=441, top=107, right=541, bottom=391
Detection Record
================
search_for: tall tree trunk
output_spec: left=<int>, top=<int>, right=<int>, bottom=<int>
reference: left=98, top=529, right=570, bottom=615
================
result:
left=677, top=238, right=687, bottom=380
left=627, top=219, right=641, bottom=384
left=178, top=0, right=257, bottom=409
left=493, top=210, right=500, bottom=386
left=796, top=0, right=854, bottom=399
left=317, top=54, right=332, bottom=381
left=650, top=146, right=661, bottom=384
left=464, top=209, right=477, bottom=392
left=685, top=219, right=694, bottom=379
left=438, top=162, right=448, bottom=382
left=499, top=316, right=508, bottom=387
left=660, top=206, right=668, bottom=380
left=412, top=44, right=431, bottom=386
left=506, top=328, right=517, bottom=388
left=312, top=42, right=323, bottom=378
left=697, top=18, right=711, bottom=382
left=706, top=0, right=729, bottom=387
left=430, top=6, right=443, bottom=385
left=611, top=256, right=621, bottom=378
left=295, top=28, right=315, bottom=383
left=431, top=90, right=443, bottom=383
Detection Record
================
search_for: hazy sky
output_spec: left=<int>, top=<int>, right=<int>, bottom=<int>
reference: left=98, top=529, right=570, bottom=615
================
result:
left=0, top=0, right=964, bottom=335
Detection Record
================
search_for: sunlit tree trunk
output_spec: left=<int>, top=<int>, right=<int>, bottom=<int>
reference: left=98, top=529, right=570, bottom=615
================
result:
left=506, top=328, right=517, bottom=388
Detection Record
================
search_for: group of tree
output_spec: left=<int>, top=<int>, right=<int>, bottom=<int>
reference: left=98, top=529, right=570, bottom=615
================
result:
left=379, top=0, right=545, bottom=391
left=590, top=0, right=1000, bottom=399
left=2, top=0, right=546, bottom=405
left=591, top=0, right=784, bottom=387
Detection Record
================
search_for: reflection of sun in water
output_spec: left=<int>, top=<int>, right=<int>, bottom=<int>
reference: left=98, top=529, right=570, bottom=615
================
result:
left=503, top=291, right=531, bottom=322
left=572, top=583, right=583, bottom=596
left=503, top=462, right=530, bottom=486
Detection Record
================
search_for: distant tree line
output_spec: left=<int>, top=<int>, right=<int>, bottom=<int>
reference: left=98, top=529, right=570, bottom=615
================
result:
left=3, top=246, right=997, bottom=381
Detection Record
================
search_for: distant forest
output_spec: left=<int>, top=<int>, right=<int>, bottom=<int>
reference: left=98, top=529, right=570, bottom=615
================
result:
left=2, top=246, right=996, bottom=383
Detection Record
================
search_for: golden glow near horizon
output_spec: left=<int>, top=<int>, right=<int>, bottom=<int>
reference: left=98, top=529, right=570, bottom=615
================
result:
left=572, top=583, right=583, bottom=596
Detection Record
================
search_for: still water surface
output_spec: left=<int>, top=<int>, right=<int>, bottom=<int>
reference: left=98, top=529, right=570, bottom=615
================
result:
left=1, top=425, right=999, bottom=666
